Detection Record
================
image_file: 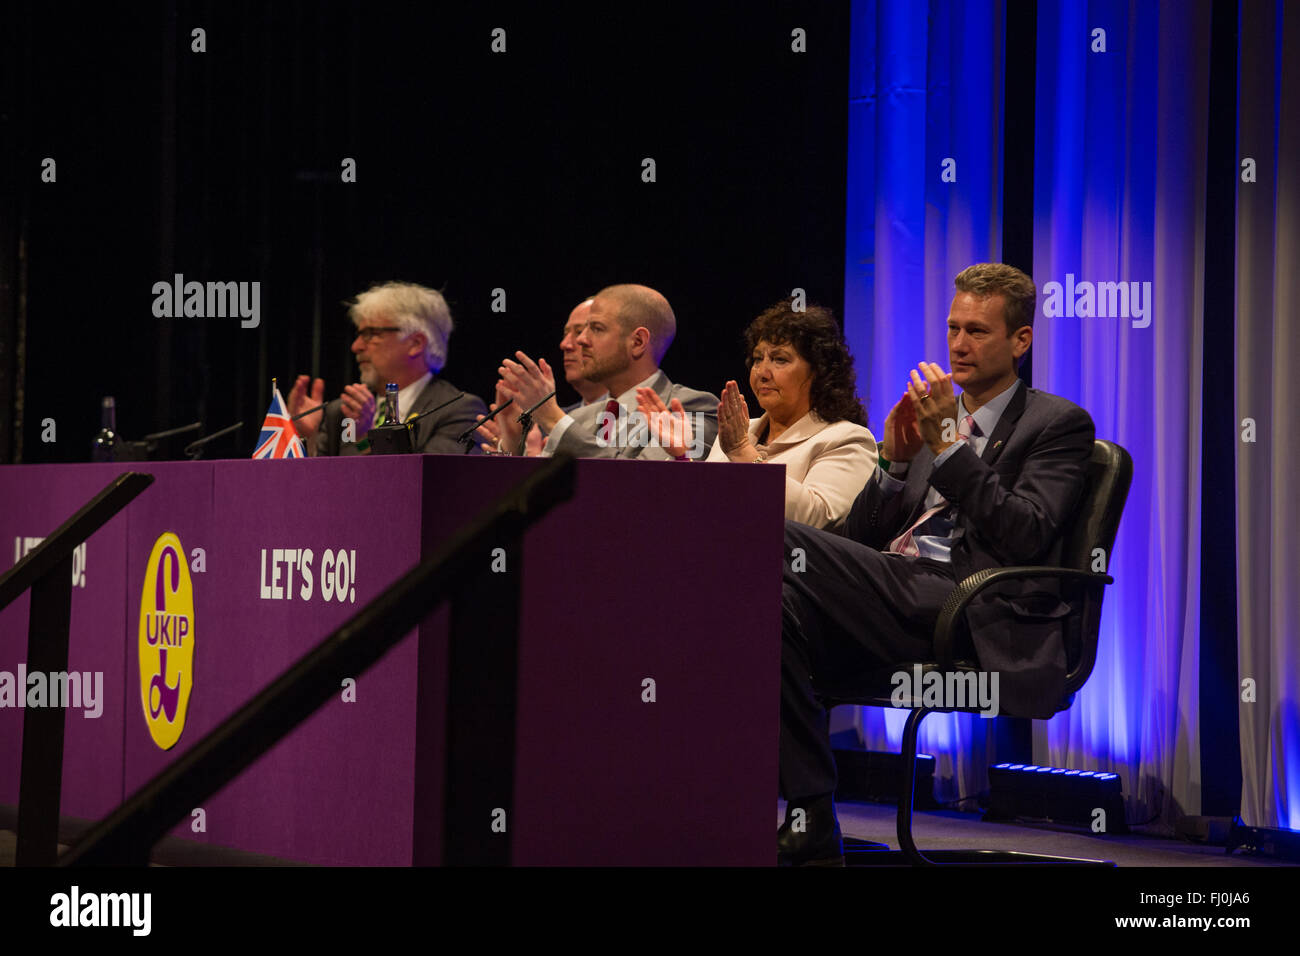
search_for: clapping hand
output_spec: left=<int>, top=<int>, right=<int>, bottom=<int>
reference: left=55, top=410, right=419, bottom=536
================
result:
left=717, top=380, right=758, bottom=462
left=288, top=375, right=325, bottom=441
left=908, top=362, right=958, bottom=454
left=635, top=388, right=692, bottom=459
left=474, top=408, right=505, bottom=453
left=523, top=423, right=545, bottom=456
left=498, top=351, right=563, bottom=431
left=475, top=381, right=521, bottom=453
left=339, top=384, right=378, bottom=439
left=883, top=389, right=923, bottom=462
left=475, top=417, right=544, bottom=455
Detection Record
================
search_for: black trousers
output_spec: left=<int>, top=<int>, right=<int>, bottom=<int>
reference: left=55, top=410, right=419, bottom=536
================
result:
left=780, top=519, right=957, bottom=803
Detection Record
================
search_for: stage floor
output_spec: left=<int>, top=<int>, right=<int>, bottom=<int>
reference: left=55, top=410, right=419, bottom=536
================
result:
left=1, top=801, right=1290, bottom=867
left=778, top=800, right=1293, bottom=867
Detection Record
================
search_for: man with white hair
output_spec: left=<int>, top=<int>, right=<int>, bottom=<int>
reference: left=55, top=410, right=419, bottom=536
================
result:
left=289, top=281, right=487, bottom=455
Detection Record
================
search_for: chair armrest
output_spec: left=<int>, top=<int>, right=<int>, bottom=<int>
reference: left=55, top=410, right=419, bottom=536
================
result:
left=932, top=566, right=1114, bottom=669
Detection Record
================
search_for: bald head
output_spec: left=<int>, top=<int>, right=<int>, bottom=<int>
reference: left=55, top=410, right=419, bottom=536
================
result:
left=569, top=298, right=594, bottom=323
left=560, top=298, right=605, bottom=403
left=593, top=284, right=676, bottom=365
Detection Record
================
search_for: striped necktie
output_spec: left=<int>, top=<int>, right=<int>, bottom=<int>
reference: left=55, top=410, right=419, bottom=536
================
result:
left=888, top=414, right=977, bottom=556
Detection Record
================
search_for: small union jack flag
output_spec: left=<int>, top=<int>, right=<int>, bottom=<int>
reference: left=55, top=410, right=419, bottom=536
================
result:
left=252, top=382, right=307, bottom=459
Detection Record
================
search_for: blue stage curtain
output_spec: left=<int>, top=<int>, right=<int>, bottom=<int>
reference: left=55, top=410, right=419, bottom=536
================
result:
left=1236, top=0, right=1300, bottom=832
left=1032, top=0, right=1211, bottom=831
left=843, top=0, right=1007, bottom=804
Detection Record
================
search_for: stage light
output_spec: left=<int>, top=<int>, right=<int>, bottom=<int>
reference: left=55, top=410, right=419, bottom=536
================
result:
left=985, top=762, right=1128, bottom=833
left=831, top=732, right=940, bottom=806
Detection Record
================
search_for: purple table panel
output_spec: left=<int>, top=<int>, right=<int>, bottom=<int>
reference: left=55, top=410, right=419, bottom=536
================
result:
left=2, top=454, right=784, bottom=865
left=0, top=464, right=130, bottom=821
left=414, top=457, right=785, bottom=866
left=120, top=457, right=425, bottom=865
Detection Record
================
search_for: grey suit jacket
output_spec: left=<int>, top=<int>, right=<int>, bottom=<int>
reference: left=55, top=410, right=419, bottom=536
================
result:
left=315, top=376, right=489, bottom=456
left=547, top=369, right=719, bottom=460
left=843, top=384, right=1095, bottom=717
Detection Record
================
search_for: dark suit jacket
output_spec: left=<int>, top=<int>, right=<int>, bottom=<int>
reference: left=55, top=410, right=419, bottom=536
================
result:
left=315, top=376, right=489, bottom=456
left=842, top=383, right=1095, bottom=717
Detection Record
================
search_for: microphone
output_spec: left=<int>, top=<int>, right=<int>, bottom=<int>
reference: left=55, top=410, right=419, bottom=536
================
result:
left=117, top=421, right=204, bottom=461
left=456, top=398, right=513, bottom=446
left=407, top=391, right=466, bottom=425
left=184, top=421, right=244, bottom=460
left=290, top=403, right=327, bottom=422
left=141, top=421, right=203, bottom=442
left=516, top=390, right=556, bottom=424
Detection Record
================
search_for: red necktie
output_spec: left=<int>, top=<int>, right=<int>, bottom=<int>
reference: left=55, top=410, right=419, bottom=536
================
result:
left=598, top=398, right=621, bottom=445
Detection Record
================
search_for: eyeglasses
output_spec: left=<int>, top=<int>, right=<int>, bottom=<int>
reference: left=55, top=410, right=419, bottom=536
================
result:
left=354, top=326, right=402, bottom=343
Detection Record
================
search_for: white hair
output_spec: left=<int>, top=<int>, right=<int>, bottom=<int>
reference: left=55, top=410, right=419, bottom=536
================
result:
left=348, top=281, right=454, bottom=372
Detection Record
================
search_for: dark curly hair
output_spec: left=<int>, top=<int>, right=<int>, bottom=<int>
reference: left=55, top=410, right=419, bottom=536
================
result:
left=743, top=299, right=867, bottom=426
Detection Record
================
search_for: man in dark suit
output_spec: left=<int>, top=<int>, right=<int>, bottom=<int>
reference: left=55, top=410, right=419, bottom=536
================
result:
left=287, top=281, right=487, bottom=455
left=779, top=263, right=1095, bottom=865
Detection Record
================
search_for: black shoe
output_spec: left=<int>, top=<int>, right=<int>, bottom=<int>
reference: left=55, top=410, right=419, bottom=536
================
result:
left=778, top=796, right=844, bottom=866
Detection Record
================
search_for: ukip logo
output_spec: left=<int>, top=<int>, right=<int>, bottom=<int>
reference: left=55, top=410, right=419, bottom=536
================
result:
left=138, top=533, right=195, bottom=750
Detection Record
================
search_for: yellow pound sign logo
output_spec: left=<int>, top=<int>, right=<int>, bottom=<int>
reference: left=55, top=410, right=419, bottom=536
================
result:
left=138, top=532, right=195, bottom=750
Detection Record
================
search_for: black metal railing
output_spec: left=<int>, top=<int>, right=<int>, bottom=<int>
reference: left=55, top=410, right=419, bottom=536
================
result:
left=0, top=471, right=155, bottom=866
left=57, top=454, right=576, bottom=866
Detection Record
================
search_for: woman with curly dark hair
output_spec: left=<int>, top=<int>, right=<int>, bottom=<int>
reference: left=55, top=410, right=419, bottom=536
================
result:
left=637, top=298, right=876, bottom=530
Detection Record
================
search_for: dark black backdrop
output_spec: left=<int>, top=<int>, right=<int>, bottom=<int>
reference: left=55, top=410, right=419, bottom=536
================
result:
left=2, top=1, right=850, bottom=462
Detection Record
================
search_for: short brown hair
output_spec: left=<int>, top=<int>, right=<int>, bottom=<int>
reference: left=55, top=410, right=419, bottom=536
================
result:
left=953, top=263, right=1036, bottom=333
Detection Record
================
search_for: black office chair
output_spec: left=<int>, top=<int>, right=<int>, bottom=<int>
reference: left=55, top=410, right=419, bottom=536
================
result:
left=818, top=439, right=1133, bottom=865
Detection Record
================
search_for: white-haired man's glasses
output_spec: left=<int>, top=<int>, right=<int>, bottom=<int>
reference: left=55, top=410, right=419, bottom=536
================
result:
left=354, top=326, right=403, bottom=343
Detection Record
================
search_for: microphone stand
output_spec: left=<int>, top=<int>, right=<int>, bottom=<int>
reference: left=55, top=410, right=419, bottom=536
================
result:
left=120, top=421, right=203, bottom=461
left=515, top=390, right=556, bottom=457
left=184, top=422, right=244, bottom=460
left=457, top=399, right=513, bottom=451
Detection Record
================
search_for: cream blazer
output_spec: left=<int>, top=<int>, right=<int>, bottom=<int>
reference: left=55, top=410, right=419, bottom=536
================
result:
left=705, top=411, right=878, bottom=530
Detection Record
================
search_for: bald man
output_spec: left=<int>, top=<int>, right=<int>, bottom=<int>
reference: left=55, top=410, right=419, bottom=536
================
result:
left=560, top=298, right=608, bottom=411
left=487, top=284, right=719, bottom=460
left=473, top=297, right=605, bottom=454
